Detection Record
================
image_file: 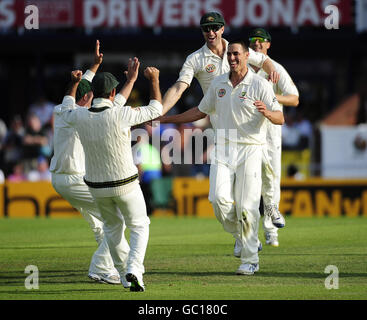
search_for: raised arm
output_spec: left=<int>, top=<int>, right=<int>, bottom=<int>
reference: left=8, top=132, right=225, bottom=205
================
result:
left=57, top=70, right=83, bottom=119
left=144, top=67, right=162, bottom=103
left=66, top=70, right=83, bottom=98
left=118, top=67, right=163, bottom=126
left=119, top=57, right=140, bottom=101
left=162, top=81, right=189, bottom=115
left=89, top=40, right=103, bottom=74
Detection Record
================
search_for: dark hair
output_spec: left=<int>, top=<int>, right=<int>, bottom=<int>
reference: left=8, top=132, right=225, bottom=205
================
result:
left=96, top=92, right=111, bottom=99
left=228, top=39, right=249, bottom=52
left=94, top=89, right=115, bottom=99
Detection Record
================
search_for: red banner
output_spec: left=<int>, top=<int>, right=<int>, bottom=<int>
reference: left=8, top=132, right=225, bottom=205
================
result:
left=0, top=0, right=353, bottom=29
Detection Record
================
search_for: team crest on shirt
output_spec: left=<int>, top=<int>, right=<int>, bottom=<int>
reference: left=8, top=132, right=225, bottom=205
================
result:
left=205, top=64, right=216, bottom=73
left=239, top=91, right=247, bottom=100
left=218, top=89, right=226, bottom=98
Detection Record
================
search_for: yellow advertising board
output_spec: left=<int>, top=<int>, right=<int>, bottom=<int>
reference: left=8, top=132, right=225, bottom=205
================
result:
left=170, top=178, right=367, bottom=218
left=279, top=178, right=367, bottom=217
left=0, top=181, right=78, bottom=218
left=1, top=178, right=367, bottom=218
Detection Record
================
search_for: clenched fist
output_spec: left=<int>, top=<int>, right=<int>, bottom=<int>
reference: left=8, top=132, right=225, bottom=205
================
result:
left=71, top=70, right=83, bottom=83
left=144, top=67, right=160, bottom=81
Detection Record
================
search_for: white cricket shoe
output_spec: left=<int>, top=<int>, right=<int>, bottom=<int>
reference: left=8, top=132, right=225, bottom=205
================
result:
left=264, top=204, right=285, bottom=228
left=88, top=272, right=121, bottom=285
left=234, top=239, right=262, bottom=258
left=126, top=273, right=145, bottom=292
left=236, top=263, right=259, bottom=275
left=265, top=232, right=279, bottom=247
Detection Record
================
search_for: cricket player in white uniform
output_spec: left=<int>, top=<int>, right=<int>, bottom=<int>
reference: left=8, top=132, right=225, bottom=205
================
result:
left=60, top=66, right=162, bottom=291
left=161, top=12, right=279, bottom=116
left=154, top=13, right=280, bottom=255
left=160, top=40, right=284, bottom=274
left=197, top=40, right=284, bottom=274
left=248, top=28, right=299, bottom=247
left=51, top=41, right=138, bottom=287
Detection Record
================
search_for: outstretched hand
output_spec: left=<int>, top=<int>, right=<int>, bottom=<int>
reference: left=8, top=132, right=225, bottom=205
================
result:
left=125, top=57, right=140, bottom=82
left=94, top=39, right=103, bottom=65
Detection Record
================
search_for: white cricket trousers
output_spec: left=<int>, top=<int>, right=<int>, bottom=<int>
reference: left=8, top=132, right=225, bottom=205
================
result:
left=91, top=183, right=150, bottom=279
left=261, top=140, right=282, bottom=237
left=209, top=144, right=262, bottom=264
left=51, top=173, right=119, bottom=275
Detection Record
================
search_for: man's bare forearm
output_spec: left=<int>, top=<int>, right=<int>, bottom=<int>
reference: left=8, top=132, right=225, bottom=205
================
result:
left=162, top=81, right=189, bottom=115
left=264, top=110, right=284, bottom=125
left=150, top=79, right=162, bottom=103
left=120, top=80, right=136, bottom=101
left=275, top=94, right=299, bottom=107
left=158, top=106, right=206, bottom=124
left=262, top=59, right=275, bottom=75
left=65, top=81, right=79, bottom=98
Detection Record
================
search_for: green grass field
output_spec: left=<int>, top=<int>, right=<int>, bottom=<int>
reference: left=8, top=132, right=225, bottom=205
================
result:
left=0, top=216, right=366, bottom=300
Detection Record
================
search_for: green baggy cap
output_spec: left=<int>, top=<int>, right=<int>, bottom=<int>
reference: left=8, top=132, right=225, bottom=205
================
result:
left=76, top=79, right=92, bottom=102
left=92, top=72, right=120, bottom=97
left=200, top=12, right=225, bottom=27
left=249, top=28, right=272, bottom=42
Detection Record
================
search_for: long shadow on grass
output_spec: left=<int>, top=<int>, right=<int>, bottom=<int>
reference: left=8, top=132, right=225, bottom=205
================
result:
left=262, top=253, right=366, bottom=256
left=0, top=270, right=93, bottom=286
left=147, top=271, right=367, bottom=279
left=0, top=246, right=96, bottom=250
left=0, top=270, right=86, bottom=275
left=0, top=288, right=118, bottom=295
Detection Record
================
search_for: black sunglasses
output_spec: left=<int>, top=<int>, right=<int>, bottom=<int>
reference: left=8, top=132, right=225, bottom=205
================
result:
left=201, top=25, right=222, bottom=33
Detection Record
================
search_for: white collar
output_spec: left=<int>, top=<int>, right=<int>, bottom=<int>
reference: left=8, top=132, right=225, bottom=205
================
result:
left=92, top=98, right=114, bottom=108
left=221, top=68, right=254, bottom=86
left=203, top=38, right=229, bottom=58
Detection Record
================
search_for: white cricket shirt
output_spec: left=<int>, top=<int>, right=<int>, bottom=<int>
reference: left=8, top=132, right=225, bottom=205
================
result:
left=60, top=96, right=162, bottom=197
left=177, top=39, right=267, bottom=95
left=250, top=57, right=299, bottom=145
left=198, top=69, right=281, bottom=146
left=49, top=70, right=125, bottom=175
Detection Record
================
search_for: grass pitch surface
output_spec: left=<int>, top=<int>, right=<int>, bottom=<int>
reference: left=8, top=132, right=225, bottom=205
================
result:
left=0, top=217, right=366, bottom=300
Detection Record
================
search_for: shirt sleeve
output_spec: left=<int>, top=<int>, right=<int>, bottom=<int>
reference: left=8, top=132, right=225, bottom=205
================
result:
left=59, top=97, right=78, bottom=126
left=54, top=96, right=76, bottom=114
left=198, top=80, right=216, bottom=115
left=248, top=47, right=267, bottom=68
left=119, top=100, right=163, bottom=126
left=276, top=65, right=299, bottom=97
left=113, top=94, right=127, bottom=107
left=82, top=69, right=95, bottom=82
left=259, top=79, right=282, bottom=112
left=176, top=53, right=197, bottom=87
